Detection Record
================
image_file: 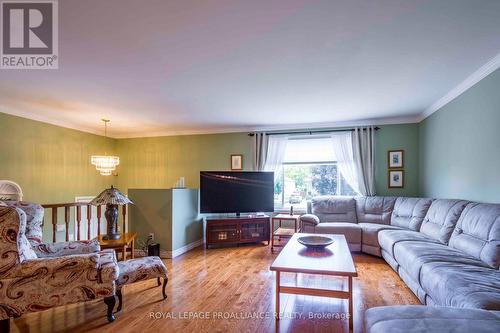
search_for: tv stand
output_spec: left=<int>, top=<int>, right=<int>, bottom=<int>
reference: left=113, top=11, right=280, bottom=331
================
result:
left=205, top=215, right=270, bottom=249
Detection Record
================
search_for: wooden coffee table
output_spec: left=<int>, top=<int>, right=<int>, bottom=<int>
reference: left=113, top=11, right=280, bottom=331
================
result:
left=97, top=232, right=137, bottom=261
left=270, top=233, right=358, bottom=329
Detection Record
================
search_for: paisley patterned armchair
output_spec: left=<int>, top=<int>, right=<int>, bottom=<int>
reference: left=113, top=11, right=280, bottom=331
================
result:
left=0, top=202, right=119, bottom=331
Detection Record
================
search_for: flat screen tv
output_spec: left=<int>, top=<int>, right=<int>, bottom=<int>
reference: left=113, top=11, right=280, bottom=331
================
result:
left=200, top=171, right=274, bottom=214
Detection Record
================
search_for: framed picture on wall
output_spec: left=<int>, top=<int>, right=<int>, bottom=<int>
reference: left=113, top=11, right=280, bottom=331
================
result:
left=388, top=150, right=404, bottom=168
left=388, top=170, right=404, bottom=188
left=231, top=154, right=243, bottom=170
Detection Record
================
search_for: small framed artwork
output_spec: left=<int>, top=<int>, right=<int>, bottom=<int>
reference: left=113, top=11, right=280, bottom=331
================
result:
left=388, top=150, right=404, bottom=168
left=388, top=170, right=404, bottom=188
left=231, top=154, right=243, bottom=170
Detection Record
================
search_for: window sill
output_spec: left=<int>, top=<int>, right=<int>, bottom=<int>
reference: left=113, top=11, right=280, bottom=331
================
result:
left=273, top=208, right=307, bottom=215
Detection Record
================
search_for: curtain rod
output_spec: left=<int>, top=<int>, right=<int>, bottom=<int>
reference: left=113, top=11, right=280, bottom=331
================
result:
left=247, top=126, right=380, bottom=136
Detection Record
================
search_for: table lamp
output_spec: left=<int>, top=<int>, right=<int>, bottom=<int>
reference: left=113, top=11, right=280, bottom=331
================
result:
left=90, top=185, right=133, bottom=240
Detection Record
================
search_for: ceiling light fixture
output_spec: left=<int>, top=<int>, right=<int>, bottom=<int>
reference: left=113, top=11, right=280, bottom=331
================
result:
left=91, top=119, right=119, bottom=176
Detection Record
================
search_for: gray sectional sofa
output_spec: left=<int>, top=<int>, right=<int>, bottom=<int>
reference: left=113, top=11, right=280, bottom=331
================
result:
left=364, top=305, right=500, bottom=333
left=300, top=195, right=500, bottom=331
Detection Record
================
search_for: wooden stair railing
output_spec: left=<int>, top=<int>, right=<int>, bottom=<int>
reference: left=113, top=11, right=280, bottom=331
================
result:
left=41, top=203, right=127, bottom=242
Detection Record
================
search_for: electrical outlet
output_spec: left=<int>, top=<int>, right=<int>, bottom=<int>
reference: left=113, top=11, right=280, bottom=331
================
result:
left=148, top=233, right=154, bottom=241
left=56, top=224, right=65, bottom=232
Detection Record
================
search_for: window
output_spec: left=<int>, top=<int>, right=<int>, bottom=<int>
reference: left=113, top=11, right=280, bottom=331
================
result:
left=273, top=136, right=356, bottom=210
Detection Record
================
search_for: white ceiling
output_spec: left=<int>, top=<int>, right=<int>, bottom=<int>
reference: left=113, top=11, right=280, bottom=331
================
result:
left=1, top=0, right=500, bottom=138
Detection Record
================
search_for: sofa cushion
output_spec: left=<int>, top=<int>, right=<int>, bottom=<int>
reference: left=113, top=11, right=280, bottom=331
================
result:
left=311, top=196, right=357, bottom=223
left=360, top=223, right=402, bottom=247
left=448, top=203, right=500, bottom=269
left=355, top=196, right=397, bottom=225
left=365, top=305, right=500, bottom=333
left=420, top=199, right=469, bottom=244
left=33, top=239, right=101, bottom=258
left=420, top=261, right=500, bottom=310
left=393, top=241, right=489, bottom=283
left=0, top=201, right=44, bottom=245
left=0, top=207, right=37, bottom=272
left=391, top=197, right=433, bottom=230
left=360, top=223, right=403, bottom=256
left=314, top=222, right=361, bottom=245
left=361, top=244, right=383, bottom=257
left=378, top=229, right=440, bottom=257
left=116, top=256, right=168, bottom=288
left=381, top=249, right=399, bottom=271
left=397, top=266, right=427, bottom=304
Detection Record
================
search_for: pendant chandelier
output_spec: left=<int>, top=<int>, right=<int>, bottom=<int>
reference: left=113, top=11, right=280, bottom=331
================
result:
left=91, top=119, right=119, bottom=176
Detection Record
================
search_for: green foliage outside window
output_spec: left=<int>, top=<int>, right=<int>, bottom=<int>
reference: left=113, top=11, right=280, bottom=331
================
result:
left=274, top=163, right=356, bottom=208
left=311, top=164, right=338, bottom=195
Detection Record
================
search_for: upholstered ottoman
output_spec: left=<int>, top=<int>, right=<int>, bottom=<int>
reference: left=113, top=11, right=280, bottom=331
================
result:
left=107, top=256, right=168, bottom=319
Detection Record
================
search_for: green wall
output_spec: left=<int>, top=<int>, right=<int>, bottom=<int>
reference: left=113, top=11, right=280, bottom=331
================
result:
left=419, top=68, right=500, bottom=203
left=115, top=127, right=419, bottom=197
left=2, top=69, right=499, bottom=239
left=128, top=189, right=173, bottom=253
left=116, top=134, right=251, bottom=254
left=0, top=112, right=117, bottom=241
left=0, top=111, right=423, bottom=246
left=4, top=66, right=499, bottom=247
left=375, top=124, right=420, bottom=197
left=128, top=188, right=202, bottom=254
left=115, top=133, right=254, bottom=192
left=171, top=189, right=201, bottom=251
left=1, top=111, right=421, bottom=206
left=0, top=113, right=116, bottom=204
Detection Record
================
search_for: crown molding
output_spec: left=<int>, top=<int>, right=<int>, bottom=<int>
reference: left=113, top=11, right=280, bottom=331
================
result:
left=0, top=108, right=105, bottom=137
left=0, top=107, right=420, bottom=139
left=420, top=52, right=500, bottom=121
left=3, top=51, right=500, bottom=136
left=113, top=114, right=421, bottom=138
left=1, top=107, right=420, bottom=139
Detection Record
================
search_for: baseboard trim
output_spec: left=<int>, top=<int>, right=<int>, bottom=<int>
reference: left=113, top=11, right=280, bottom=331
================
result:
left=134, top=239, right=204, bottom=259
left=171, top=239, right=204, bottom=258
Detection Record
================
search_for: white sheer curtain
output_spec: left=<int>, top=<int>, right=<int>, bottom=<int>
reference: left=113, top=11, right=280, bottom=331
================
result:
left=253, top=133, right=288, bottom=172
left=352, top=126, right=376, bottom=196
left=263, top=135, right=288, bottom=171
left=331, top=132, right=361, bottom=195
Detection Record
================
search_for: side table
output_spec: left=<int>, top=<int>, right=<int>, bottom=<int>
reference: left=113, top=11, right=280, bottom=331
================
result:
left=97, top=232, right=137, bottom=261
left=271, top=214, right=301, bottom=252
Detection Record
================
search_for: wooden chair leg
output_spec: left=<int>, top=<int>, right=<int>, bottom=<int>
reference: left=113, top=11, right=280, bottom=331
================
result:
left=162, top=277, right=168, bottom=299
left=116, top=289, right=123, bottom=312
left=104, top=296, right=116, bottom=322
left=0, top=318, right=10, bottom=333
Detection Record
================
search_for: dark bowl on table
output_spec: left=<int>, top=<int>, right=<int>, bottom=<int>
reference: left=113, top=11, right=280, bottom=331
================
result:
left=297, top=235, right=334, bottom=249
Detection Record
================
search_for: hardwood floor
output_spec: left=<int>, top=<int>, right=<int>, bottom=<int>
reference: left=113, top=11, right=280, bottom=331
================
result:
left=11, top=244, right=419, bottom=333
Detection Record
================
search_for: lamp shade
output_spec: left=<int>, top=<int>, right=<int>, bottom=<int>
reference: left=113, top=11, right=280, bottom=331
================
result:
left=90, top=185, right=133, bottom=206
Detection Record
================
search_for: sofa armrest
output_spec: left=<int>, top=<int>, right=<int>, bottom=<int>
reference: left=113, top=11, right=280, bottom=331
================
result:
left=3, top=253, right=100, bottom=279
left=98, top=249, right=119, bottom=283
left=300, top=214, right=320, bottom=226
left=33, top=239, right=101, bottom=258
